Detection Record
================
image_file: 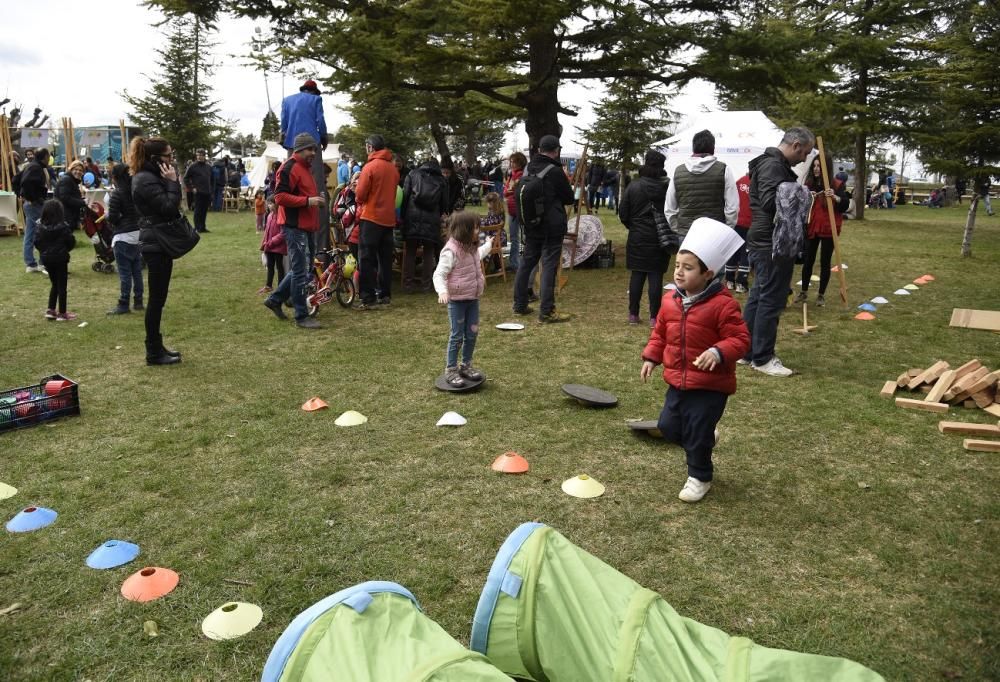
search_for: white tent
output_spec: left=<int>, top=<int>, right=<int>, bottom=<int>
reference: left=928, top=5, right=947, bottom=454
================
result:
left=657, top=111, right=785, bottom=180
left=246, top=141, right=342, bottom=191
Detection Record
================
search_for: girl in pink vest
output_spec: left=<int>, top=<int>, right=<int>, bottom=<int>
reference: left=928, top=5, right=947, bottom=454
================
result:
left=433, top=211, right=494, bottom=387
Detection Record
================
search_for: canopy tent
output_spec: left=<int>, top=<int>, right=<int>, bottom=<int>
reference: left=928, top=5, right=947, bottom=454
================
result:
left=471, top=523, right=884, bottom=681
left=657, top=111, right=787, bottom=180
left=246, top=141, right=342, bottom=191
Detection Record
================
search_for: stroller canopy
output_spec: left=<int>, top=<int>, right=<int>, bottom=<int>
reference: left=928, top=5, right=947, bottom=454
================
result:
left=471, top=523, right=884, bottom=682
left=262, top=581, right=511, bottom=682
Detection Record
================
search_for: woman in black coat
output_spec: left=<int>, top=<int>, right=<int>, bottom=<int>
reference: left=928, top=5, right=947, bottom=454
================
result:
left=54, top=160, right=89, bottom=231
left=618, top=150, right=676, bottom=326
left=130, top=136, right=183, bottom=366
left=400, top=158, right=449, bottom=292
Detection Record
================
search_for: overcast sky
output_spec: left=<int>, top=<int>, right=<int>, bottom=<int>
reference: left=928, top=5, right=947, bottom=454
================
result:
left=1, top=0, right=719, bottom=156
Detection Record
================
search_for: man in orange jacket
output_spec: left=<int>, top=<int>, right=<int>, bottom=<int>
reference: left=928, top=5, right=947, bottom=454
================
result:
left=354, top=134, right=400, bottom=309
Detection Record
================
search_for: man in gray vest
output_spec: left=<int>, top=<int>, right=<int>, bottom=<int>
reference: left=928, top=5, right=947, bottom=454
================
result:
left=663, top=130, right=739, bottom=237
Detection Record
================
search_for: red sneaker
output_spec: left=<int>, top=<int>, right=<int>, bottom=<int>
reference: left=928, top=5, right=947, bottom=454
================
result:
left=44, top=309, right=57, bottom=320
left=56, top=312, right=78, bottom=322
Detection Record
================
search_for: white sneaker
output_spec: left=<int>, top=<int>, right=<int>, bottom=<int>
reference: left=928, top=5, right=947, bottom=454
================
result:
left=736, top=358, right=750, bottom=366
left=26, top=265, right=43, bottom=274
left=679, top=477, right=712, bottom=503
left=752, top=357, right=793, bottom=377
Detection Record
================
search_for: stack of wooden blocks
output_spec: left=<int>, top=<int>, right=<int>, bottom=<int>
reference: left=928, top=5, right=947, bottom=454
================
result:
left=880, top=359, right=1000, bottom=452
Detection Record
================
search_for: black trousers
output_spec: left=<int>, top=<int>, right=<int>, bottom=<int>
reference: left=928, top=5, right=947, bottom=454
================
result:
left=265, top=252, right=286, bottom=288
left=800, top=236, right=834, bottom=295
left=513, top=232, right=562, bottom=316
left=43, top=259, right=68, bottom=313
left=657, top=386, right=728, bottom=482
left=358, top=220, right=395, bottom=303
left=628, top=270, right=665, bottom=319
left=143, top=252, right=173, bottom=348
left=193, top=193, right=210, bottom=232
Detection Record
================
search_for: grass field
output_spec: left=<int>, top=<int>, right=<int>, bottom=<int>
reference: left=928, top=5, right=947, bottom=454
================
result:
left=0, top=202, right=998, bottom=681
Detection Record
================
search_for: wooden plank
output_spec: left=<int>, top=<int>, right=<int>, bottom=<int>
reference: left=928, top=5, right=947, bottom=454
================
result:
left=973, top=388, right=997, bottom=409
left=938, top=421, right=1000, bottom=436
left=952, top=370, right=1000, bottom=403
left=895, top=397, right=949, bottom=413
left=950, top=308, right=1000, bottom=332
left=945, top=367, right=990, bottom=401
left=925, top=370, right=957, bottom=403
left=963, top=439, right=1000, bottom=452
left=964, top=399, right=978, bottom=409
left=907, top=360, right=949, bottom=390
left=918, top=385, right=932, bottom=394
left=985, top=404, right=1000, bottom=418
left=880, top=380, right=898, bottom=398
left=907, top=368, right=923, bottom=377
left=953, top=359, right=982, bottom=380
left=896, top=371, right=911, bottom=387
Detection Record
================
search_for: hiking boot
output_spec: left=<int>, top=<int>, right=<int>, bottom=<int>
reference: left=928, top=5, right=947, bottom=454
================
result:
left=44, top=308, right=57, bottom=320
left=264, top=297, right=288, bottom=320
left=55, top=312, right=78, bottom=322
left=444, top=366, right=465, bottom=387
left=295, top=317, right=322, bottom=329
left=628, top=313, right=640, bottom=325
left=133, top=300, right=145, bottom=311
left=752, top=357, right=794, bottom=377
left=107, top=303, right=130, bottom=315
left=816, top=294, right=826, bottom=307
left=538, top=310, right=572, bottom=324
left=512, top=306, right=533, bottom=316
left=527, top=292, right=539, bottom=303
left=678, top=477, right=711, bottom=503
left=376, top=296, right=391, bottom=307
left=794, top=291, right=808, bottom=304
left=459, top=363, right=483, bottom=381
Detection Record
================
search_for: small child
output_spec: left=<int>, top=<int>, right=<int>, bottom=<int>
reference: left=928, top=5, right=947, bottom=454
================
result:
left=33, top=200, right=77, bottom=321
left=107, top=163, right=143, bottom=315
left=433, top=211, right=494, bottom=387
left=258, top=200, right=286, bottom=295
left=480, top=191, right=506, bottom=271
left=640, top=217, right=749, bottom=503
left=254, top=190, right=266, bottom=232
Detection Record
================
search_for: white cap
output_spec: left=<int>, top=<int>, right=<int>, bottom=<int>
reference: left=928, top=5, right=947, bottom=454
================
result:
left=679, top=217, right=745, bottom=275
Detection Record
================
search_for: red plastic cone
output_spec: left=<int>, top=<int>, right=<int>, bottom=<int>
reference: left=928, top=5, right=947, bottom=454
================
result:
left=301, top=397, right=329, bottom=412
left=491, top=452, right=529, bottom=474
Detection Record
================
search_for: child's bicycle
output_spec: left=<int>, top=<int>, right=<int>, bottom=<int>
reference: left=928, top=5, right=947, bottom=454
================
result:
left=305, top=247, right=357, bottom=316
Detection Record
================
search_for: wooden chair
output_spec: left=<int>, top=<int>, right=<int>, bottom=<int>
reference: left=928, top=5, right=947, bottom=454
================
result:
left=479, top=220, right=507, bottom=285
left=224, top=187, right=240, bottom=213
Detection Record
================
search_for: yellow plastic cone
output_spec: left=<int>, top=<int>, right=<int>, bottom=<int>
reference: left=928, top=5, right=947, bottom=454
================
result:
left=334, top=410, right=368, bottom=426
left=201, top=602, right=264, bottom=641
left=0, top=482, right=17, bottom=501
left=561, top=474, right=606, bottom=498
left=904, top=284, right=919, bottom=291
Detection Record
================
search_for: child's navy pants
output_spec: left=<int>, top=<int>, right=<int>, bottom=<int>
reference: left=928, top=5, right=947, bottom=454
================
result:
left=657, top=386, right=728, bottom=482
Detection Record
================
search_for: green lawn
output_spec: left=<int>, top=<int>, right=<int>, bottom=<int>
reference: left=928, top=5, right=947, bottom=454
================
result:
left=0, top=203, right=997, bottom=681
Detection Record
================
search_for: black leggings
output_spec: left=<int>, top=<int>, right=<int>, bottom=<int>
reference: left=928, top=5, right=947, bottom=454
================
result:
left=629, top=270, right=665, bottom=319
left=143, top=252, right=173, bottom=344
left=43, top=260, right=68, bottom=313
left=265, top=252, right=286, bottom=288
left=801, top=237, right=833, bottom=294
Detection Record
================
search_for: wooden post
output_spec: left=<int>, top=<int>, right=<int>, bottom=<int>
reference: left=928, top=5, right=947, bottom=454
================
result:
left=557, top=142, right=588, bottom=293
left=815, top=137, right=848, bottom=304
left=119, top=120, right=128, bottom=162
left=0, top=115, right=12, bottom=192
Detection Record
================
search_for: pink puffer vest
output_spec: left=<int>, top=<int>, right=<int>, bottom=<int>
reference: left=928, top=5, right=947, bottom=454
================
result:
left=444, top=237, right=485, bottom=301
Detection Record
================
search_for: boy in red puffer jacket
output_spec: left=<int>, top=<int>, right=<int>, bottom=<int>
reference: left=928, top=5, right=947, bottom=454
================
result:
left=641, top=217, right=750, bottom=503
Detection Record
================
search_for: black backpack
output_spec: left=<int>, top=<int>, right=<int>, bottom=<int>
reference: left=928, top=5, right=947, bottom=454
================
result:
left=516, top=164, right=555, bottom=231
left=410, top=171, right=442, bottom=210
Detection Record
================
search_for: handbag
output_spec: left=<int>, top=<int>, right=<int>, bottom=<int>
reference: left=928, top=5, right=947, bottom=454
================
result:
left=140, top=213, right=200, bottom=259
left=641, top=182, right=680, bottom=250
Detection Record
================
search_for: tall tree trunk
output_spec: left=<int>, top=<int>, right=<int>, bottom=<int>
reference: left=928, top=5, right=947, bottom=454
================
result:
left=853, top=66, right=868, bottom=221
left=463, top=121, right=477, bottom=166
left=961, top=195, right=978, bottom=257
left=429, top=120, right=451, bottom=164
left=522, top=28, right=562, bottom=155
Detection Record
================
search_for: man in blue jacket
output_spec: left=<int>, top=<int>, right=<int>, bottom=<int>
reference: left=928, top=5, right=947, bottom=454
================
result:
left=281, top=79, right=330, bottom=253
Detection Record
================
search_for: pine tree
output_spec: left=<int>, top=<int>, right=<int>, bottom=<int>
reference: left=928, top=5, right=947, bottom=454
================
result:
left=122, top=16, right=227, bottom=164
left=260, top=111, right=280, bottom=143
left=585, top=79, right=671, bottom=178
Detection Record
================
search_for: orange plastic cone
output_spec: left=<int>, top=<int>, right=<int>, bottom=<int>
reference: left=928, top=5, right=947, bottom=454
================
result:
left=491, top=452, right=529, bottom=474
left=121, top=567, right=179, bottom=602
left=301, top=397, right=329, bottom=412
left=913, top=277, right=929, bottom=285
left=922, top=274, right=935, bottom=281
left=854, top=312, right=876, bottom=321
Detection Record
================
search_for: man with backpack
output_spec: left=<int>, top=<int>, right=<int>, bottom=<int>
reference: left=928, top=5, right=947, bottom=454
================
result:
left=512, top=134, right=576, bottom=323
left=16, top=147, right=52, bottom=274
left=400, top=157, right=449, bottom=293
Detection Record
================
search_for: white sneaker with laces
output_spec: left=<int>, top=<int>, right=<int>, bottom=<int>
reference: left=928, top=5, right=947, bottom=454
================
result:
left=752, top=357, right=793, bottom=377
left=678, top=477, right=711, bottom=503
left=736, top=358, right=750, bottom=366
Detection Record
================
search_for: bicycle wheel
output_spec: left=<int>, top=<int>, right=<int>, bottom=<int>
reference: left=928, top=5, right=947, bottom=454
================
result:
left=335, top=277, right=356, bottom=307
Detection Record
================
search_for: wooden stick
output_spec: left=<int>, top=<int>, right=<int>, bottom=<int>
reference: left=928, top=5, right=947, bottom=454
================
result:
left=895, top=397, right=949, bottom=413
left=953, top=359, right=982, bottom=381
left=963, top=439, right=1000, bottom=452
left=815, top=137, right=847, bottom=304
left=946, top=367, right=990, bottom=401
left=558, top=141, right=588, bottom=292
left=938, top=421, right=1000, bottom=436
left=880, top=380, right=898, bottom=398
left=925, top=369, right=956, bottom=403
left=984, top=404, right=1000, bottom=418
left=907, top=360, right=949, bottom=390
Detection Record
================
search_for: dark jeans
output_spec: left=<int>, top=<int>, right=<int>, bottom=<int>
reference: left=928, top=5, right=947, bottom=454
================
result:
left=507, top=214, right=521, bottom=270
left=23, top=201, right=42, bottom=267
left=265, top=252, right=286, bottom=288
left=43, top=259, right=68, bottom=313
left=513, top=232, right=562, bottom=316
left=403, top=239, right=437, bottom=291
left=742, top=250, right=795, bottom=365
left=143, top=251, right=173, bottom=346
left=628, top=270, right=665, bottom=319
left=658, top=386, right=728, bottom=482
left=193, top=192, right=210, bottom=232
left=800, top=236, right=833, bottom=295
left=268, top=227, right=312, bottom=320
left=724, top=226, right=750, bottom=285
left=113, top=241, right=144, bottom=304
left=359, top=220, right=395, bottom=303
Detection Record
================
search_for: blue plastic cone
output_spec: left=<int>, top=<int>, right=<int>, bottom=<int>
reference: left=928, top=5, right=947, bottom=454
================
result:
left=86, top=540, right=141, bottom=569
left=857, top=303, right=877, bottom=313
left=6, top=506, right=58, bottom=533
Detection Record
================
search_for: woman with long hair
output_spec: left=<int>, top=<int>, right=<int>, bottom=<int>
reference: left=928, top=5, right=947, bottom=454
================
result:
left=129, top=136, right=183, bottom=365
left=795, top=153, right=850, bottom=307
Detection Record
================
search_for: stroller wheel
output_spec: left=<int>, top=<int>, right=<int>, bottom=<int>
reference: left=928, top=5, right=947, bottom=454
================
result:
left=92, top=261, right=102, bottom=273
left=103, top=262, right=116, bottom=274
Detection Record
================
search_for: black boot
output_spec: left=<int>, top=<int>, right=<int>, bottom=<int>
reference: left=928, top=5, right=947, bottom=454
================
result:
left=146, top=335, right=181, bottom=366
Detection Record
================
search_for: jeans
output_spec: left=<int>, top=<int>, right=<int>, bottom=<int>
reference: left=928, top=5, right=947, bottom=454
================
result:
left=143, top=251, right=173, bottom=347
left=800, top=237, right=833, bottom=295
left=446, top=299, right=480, bottom=367
left=268, top=227, right=312, bottom=320
left=113, top=241, right=144, bottom=304
left=193, top=193, right=210, bottom=232
left=658, top=387, right=728, bottom=482
left=742, top=250, right=795, bottom=365
left=359, top=220, right=395, bottom=303
left=628, top=270, right=664, bottom=319
left=507, top=214, right=521, bottom=270
left=23, top=201, right=42, bottom=267
left=42, top=259, right=68, bottom=313
left=514, top=232, right=562, bottom=316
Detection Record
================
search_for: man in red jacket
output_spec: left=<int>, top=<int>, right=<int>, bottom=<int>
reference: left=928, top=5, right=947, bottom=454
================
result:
left=263, top=133, right=326, bottom=329
left=641, top=217, right=749, bottom=503
left=354, top=134, right=400, bottom=309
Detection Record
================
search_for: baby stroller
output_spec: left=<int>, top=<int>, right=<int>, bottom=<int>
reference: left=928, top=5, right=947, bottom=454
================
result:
left=465, top=179, right=483, bottom=206
left=82, top=202, right=115, bottom=273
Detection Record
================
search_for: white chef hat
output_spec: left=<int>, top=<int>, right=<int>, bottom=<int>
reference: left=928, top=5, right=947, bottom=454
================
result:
left=679, top=217, right=745, bottom=275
